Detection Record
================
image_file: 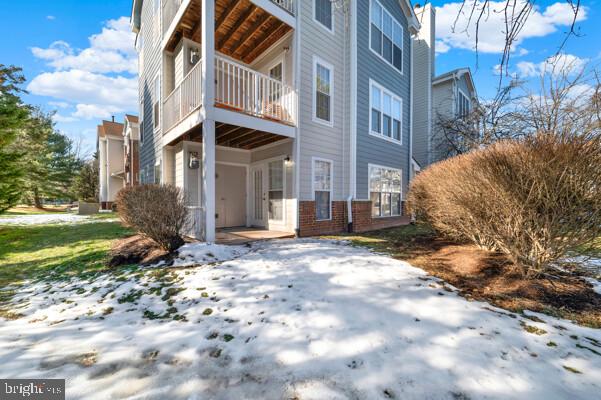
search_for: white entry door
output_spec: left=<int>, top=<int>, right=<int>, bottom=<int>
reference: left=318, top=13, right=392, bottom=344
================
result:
left=251, top=165, right=267, bottom=228
left=215, top=164, right=247, bottom=228
left=251, top=160, right=285, bottom=230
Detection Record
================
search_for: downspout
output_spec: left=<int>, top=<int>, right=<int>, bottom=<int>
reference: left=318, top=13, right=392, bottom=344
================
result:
left=294, top=1, right=302, bottom=238
left=408, top=35, right=415, bottom=198
left=348, top=0, right=358, bottom=231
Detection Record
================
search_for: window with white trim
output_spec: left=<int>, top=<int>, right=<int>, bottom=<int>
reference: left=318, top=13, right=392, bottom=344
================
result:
left=268, top=160, right=284, bottom=221
left=313, top=159, right=332, bottom=220
left=315, top=0, right=333, bottom=31
left=370, top=0, right=403, bottom=73
left=314, top=59, right=332, bottom=124
left=456, top=90, right=471, bottom=117
left=370, top=81, right=402, bottom=142
left=153, top=75, right=160, bottom=130
left=369, top=166, right=402, bottom=217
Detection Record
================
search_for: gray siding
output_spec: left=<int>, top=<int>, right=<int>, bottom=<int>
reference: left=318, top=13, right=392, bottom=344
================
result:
left=138, top=0, right=163, bottom=184
left=355, top=0, right=412, bottom=200
left=298, top=0, right=350, bottom=201
left=431, top=80, right=454, bottom=163
left=411, top=5, right=434, bottom=168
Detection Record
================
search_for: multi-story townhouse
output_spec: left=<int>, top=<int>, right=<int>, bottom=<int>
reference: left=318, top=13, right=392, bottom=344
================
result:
left=130, top=0, right=420, bottom=242
left=98, top=115, right=140, bottom=210
left=411, top=3, right=478, bottom=168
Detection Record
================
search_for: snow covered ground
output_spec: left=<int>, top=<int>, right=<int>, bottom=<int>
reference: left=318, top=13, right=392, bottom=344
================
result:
left=1, top=239, right=601, bottom=400
left=0, top=214, right=93, bottom=225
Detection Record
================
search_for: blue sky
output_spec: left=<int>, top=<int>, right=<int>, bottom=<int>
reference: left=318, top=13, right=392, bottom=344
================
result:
left=0, top=0, right=598, bottom=156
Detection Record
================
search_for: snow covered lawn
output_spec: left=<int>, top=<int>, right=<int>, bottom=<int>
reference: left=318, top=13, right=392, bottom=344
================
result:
left=0, top=213, right=93, bottom=225
left=1, top=239, right=600, bottom=399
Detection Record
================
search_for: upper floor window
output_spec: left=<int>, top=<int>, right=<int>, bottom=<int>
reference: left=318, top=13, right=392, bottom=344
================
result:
left=369, top=165, right=402, bottom=217
left=153, top=75, right=160, bottom=130
left=457, top=89, right=471, bottom=117
left=313, top=158, right=333, bottom=221
left=313, top=57, right=333, bottom=125
left=370, top=80, right=402, bottom=144
left=314, top=0, right=333, bottom=32
left=370, top=0, right=403, bottom=73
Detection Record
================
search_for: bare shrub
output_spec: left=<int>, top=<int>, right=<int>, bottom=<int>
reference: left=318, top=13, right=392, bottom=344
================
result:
left=408, top=133, right=601, bottom=278
left=116, top=184, right=189, bottom=252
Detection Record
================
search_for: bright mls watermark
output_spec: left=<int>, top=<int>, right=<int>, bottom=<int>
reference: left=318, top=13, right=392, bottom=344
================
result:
left=0, top=379, right=65, bottom=399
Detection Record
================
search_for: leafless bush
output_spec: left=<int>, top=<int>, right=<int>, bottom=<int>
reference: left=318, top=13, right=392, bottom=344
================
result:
left=116, top=184, right=189, bottom=252
left=408, top=133, right=601, bottom=278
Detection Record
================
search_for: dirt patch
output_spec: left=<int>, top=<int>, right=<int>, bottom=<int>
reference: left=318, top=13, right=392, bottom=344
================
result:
left=108, top=235, right=170, bottom=267
left=388, top=232, right=601, bottom=328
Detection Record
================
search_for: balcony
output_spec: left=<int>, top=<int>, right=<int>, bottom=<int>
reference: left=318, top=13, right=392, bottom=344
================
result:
left=162, top=0, right=295, bottom=43
left=163, top=59, right=203, bottom=133
left=163, top=55, right=296, bottom=134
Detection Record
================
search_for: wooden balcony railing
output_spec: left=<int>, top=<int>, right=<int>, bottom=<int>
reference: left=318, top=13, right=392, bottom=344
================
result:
left=163, top=60, right=203, bottom=132
left=215, top=55, right=296, bottom=125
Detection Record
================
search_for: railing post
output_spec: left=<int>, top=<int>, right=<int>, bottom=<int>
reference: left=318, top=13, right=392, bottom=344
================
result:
left=254, top=74, right=260, bottom=116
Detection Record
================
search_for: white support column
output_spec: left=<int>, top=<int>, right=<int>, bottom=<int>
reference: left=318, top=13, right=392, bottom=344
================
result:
left=201, top=0, right=215, bottom=118
left=201, top=0, right=216, bottom=242
left=203, top=119, right=216, bottom=242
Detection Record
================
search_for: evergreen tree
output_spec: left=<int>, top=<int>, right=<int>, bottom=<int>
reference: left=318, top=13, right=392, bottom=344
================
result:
left=74, top=153, right=99, bottom=202
left=0, top=65, right=29, bottom=212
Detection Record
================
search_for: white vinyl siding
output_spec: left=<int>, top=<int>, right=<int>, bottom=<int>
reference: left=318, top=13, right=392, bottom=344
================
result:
left=153, top=74, right=160, bottom=131
left=370, top=80, right=402, bottom=144
left=314, top=0, right=333, bottom=32
left=369, top=165, right=402, bottom=217
left=370, top=0, right=403, bottom=73
left=313, top=158, right=333, bottom=220
left=313, top=57, right=333, bottom=126
left=268, top=160, right=284, bottom=221
left=153, top=0, right=160, bottom=43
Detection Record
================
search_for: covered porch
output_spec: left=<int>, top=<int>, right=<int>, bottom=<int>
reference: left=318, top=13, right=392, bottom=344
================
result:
left=162, top=122, right=296, bottom=242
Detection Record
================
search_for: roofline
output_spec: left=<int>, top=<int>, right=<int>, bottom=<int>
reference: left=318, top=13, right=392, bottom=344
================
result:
left=433, top=68, right=478, bottom=99
left=401, top=0, right=421, bottom=34
left=131, top=0, right=142, bottom=33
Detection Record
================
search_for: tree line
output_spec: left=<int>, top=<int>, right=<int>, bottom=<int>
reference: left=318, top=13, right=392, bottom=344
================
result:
left=0, top=64, right=97, bottom=212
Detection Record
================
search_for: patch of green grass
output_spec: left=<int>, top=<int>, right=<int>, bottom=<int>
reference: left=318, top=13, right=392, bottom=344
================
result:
left=0, top=221, right=133, bottom=304
left=520, top=322, right=547, bottom=335
left=563, top=365, right=582, bottom=374
left=323, top=224, right=435, bottom=258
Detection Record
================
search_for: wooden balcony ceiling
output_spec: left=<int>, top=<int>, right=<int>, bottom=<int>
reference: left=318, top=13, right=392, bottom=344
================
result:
left=175, top=122, right=287, bottom=149
left=217, top=123, right=286, bottom=149
left=215, top=0, right=292, bottom=64
left=166, top=0, right=202, bottom=51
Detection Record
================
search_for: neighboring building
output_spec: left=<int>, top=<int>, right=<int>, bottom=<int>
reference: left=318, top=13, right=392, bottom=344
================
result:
left=123, top=114, right=141, bottom=187
left=411, top=3, right=478, bottom=167
left=131, top=0, right=420, bottom=241
left=98, top=116, right=140, bottom=210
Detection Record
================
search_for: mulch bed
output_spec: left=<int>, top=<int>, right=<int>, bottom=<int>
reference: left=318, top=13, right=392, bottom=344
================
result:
left=399, top=235, right=601, bottom=328
left=108, top=235, right=170, bottom=267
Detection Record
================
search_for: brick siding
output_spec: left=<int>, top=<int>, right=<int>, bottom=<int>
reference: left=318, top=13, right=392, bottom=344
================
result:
left=298, top=200, right=410, bottom=236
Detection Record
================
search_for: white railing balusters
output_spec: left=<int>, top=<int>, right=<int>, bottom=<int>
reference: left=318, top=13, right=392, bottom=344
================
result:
left=270, top=0, right=295, bottom=15
left=214, top=55, right=296, bottom=125
left=163, top=60, right=203, bottom=132
left=164, top=55, right=296, bottom=134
